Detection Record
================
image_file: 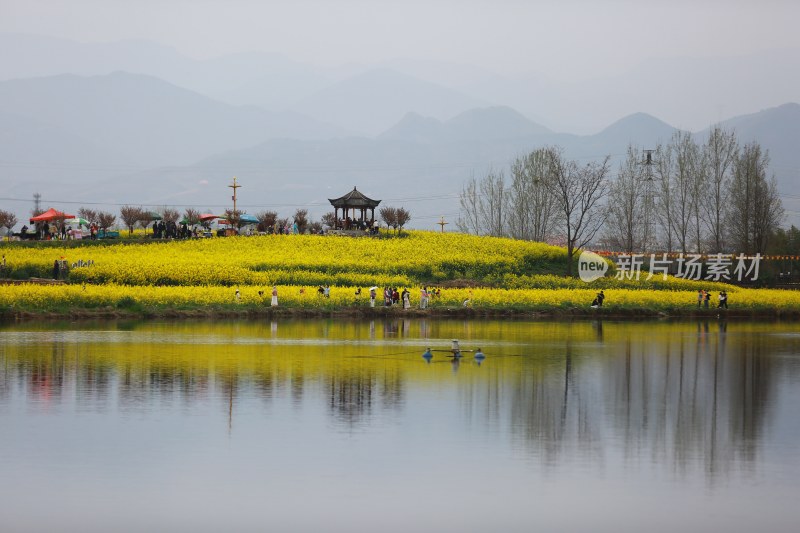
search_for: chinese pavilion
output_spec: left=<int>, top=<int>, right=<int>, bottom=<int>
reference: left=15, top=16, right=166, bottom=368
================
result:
left=328, top=187, right=381, bottom=229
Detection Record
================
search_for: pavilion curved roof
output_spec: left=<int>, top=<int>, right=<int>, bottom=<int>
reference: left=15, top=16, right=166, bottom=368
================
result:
left=328, top=187, right=381, bottom=208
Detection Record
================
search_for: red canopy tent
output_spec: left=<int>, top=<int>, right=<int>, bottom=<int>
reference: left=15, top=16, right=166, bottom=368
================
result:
left=199, top=213, right=220, bottom=222
left=29, top=208, right=76, bottom=224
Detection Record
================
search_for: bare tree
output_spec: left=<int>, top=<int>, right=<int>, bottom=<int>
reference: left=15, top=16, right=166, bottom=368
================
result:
left=0, top=210, right=18, bottom=240
left=380, top=206, right=411, bottom=234
left=78, top=208, right=98, bottom=225
left=160, top=208, right=180, bottom=225
left=395, top=207, right=411, bottom=234
left=653, top=143, right=675, bottom=253
left=320, top=212, right=336, bottom=229
left=257, top=210, right=278, bottom=232
left=184, top=208, right=201, bottom=226
left=506, top=148, right=558, bottom=242
left=604, top=146, right=647, bottom=253
left=223, top=208, right=241, bottom=229
left=752, top=175, right=783, bottom=254
left=379, top=206, right=398, bottom=230
left=690, top=141, right=707, bottom=253
left=478, top=169, right=506, bottom=237
left=728, top=142, right=783, bottom=254
left=457, top=175, right=482, bottom=234
left=547, top=147, right=611, bottom=277
left=120, top=205, right=144, bottom=235
left=668, top=131, right=699, bottom=253
left=97, top=211, right=117, bottom=231
left=309, top=221, right=323, bottom=234
left=702, top=126, right=738, bottom=252
left=138, top=210, right=156, bottom=234
left=294, top=209, right=309, bottom=233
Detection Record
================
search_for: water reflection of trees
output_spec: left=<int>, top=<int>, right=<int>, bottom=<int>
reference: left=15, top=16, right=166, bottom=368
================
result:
left=1, top=320, right=795, bottom=475
left=325, top=362, right=405, bottom=427
left=0, top=343, right=406, bottom=430
left=509, top=340, right=603, bottom=467
left=508, top=320, right=782, bottom=482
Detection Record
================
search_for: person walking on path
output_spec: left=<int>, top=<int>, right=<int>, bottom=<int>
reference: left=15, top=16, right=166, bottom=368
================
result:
left=369, top=287, right=376, bottom=307
left=402, top=288, right=410, bottom=309
left=704, top=290, right=710, bottom=308
left=697, top=290, right=703, bottom=307
left=271, top=286, right=278, bottom=307
left=420, top=287, right=429, bottom=309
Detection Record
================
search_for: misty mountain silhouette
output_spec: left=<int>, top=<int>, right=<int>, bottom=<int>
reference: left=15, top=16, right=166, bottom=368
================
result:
left=380, top=106, right=551, bottom=143
left=0, top=72, right=344, bottom=166
left=289, top=67, right=486, bottom=136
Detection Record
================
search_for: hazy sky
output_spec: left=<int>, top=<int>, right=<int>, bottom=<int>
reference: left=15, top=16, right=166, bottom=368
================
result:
left=3, top=0, right=799, bottom=79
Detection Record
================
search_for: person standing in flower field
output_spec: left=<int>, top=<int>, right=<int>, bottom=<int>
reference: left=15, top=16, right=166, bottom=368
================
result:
left=369, top=287, right=377, bottom=307
left=271, top=286, right=278, bottom=307
left=718, top=291, right=728, bottom=309
left=402, top=288, right=410, bottom=309
left=697, top=290, right=703, bottom=307
left=420, top=286, right=429, bottom=309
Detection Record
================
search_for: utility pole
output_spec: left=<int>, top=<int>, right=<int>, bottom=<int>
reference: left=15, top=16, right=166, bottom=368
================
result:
left=228, top=176, right=241, bottom=215
left=437, top=216, right=448, bottom=233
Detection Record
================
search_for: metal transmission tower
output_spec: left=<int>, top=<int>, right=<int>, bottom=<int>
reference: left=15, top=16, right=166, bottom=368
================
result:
left=33, top=192, right=41, bottom=216
left=641, top=150, right=657, bottom=251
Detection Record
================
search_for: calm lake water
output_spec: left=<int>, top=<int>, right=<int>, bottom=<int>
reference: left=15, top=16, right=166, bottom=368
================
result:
left=1, top=319, right=800, bottom=532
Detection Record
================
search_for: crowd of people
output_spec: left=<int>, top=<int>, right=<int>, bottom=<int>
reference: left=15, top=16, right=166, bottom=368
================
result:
left=19, top=222, right=99, bottom=241
left=238, top=284, right=444, bottom=309
left=338, top=217, right=380, bottom=235
left=363, top=286, right=441, bottom=309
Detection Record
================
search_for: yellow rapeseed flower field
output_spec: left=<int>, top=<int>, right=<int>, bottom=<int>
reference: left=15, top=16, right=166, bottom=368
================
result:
left=1, top=231, right=797, bottom=314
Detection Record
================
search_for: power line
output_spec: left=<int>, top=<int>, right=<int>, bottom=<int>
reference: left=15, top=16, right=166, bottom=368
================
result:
left=0, top=192, right=462, bottom=210
left=0, top=160, right=501, bottom=174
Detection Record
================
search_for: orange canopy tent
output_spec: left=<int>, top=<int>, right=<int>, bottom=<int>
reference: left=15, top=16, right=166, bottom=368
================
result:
left=29, top=208, right=76, bottom=223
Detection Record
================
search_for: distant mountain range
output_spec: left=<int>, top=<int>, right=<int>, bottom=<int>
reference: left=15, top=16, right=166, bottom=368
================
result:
left=380, top=106, right=552, bottom=143
left=0, top=72, right=344, bottom=167
left=2, top=33, right=798, bottom=135
left=0, top=64, right=798, bottom=228
left=288, top=68, right=487, bottom=136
